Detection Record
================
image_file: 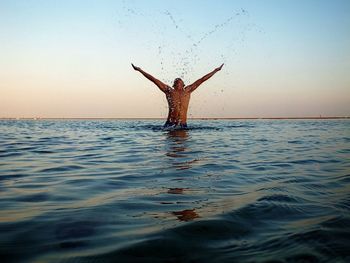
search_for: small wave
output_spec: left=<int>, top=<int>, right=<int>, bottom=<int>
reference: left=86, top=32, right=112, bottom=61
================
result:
left=230, top=201, right=307, bottom=221
left=38, top=136, right=67, bottom=141
left=174, top=218, right=251, bottom=239
left=187, top=126, right=222, bottom=131
left=0, top=173, right=27, bottom=181
left=284, top=253, right=320, bottom=263
left=69, top=218, right=253, bottom=263
left=101, top=136, right=114, bottom=141
left=225, top=124, right=256, bottom=128
left=15, top=193, right=50, bottom=202
left=290, top=159, right=325, bottom=165
left=288, top=140, right=303, bottom=144
left=338, top=148, right=350, bottom=154
left=0, top=152, right=23, bottom=158
left=343, top=137, right=350, bottom=142
left=271, top=163, right=293, bottom=168
left=283, top=176, right=314, bottom=184
left=55, top=220, right=98, bottom=240
left=31, top=150, right=55, bottom=154
left=335, top=174, right=350, bottom=184
left=129, top=124, right=222, bottom=131
left=257, top=194, right=302, bottom=203
left=129, top=124, right=163, bottom=131
left=54, top=220, right=99, bottom=250
left=40, top=165, right=84, bottom=173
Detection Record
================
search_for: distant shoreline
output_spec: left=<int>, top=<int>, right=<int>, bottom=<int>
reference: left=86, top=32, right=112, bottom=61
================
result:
left=1, top=117, right=349, bottom=120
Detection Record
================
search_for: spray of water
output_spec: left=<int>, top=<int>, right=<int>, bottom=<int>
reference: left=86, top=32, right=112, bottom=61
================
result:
left=116, top=2, right=258, bottom=82
left=115, top=2, right=265, bottom=116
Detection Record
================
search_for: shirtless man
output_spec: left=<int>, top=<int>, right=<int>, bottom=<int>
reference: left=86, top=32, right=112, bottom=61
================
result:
left=132, top=63, right=223, bottom=128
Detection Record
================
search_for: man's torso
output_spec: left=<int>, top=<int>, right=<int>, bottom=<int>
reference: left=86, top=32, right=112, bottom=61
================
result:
left=165, top=88, right=191, bottom=125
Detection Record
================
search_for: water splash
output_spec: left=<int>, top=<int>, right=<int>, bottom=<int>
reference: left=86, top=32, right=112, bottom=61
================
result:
left=115, top=2, right=255, bottom=85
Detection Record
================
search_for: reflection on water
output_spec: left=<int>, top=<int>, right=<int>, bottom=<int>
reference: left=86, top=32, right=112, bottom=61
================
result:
left=173, top=209, right=199, bottom=222
left=0, top=120, right=349, bottom=262
left=167, top=187, right=185, bottom=194
left=165, top=129, right=189, bottom=158
left=164, top=129, right=200, bottom=222
left=165, top=129, right=200, bottom=170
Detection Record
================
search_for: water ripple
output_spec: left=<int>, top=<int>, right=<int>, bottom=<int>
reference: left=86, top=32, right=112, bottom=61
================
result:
left=0, top=119, right=349, bottom=262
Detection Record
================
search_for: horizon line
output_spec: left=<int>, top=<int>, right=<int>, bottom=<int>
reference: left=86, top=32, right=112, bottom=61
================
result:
left=1, top=116, right=349, bottom=120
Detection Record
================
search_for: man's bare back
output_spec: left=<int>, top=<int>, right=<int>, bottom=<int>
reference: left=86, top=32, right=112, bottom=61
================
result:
left=132, top=63, right=223, bottom=128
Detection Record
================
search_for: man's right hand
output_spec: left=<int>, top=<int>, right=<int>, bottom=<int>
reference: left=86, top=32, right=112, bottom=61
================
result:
left=132, top=63, right=140, bottom=71
left=216, top=63, right=224, bottom=71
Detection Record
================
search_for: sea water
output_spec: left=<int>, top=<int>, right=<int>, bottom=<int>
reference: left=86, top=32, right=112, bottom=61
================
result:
left=0, top=119, right=349, bottom=262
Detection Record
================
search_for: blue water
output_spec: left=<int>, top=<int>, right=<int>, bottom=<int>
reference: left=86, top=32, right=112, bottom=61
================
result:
left=0, top=119, right=349, bottom=262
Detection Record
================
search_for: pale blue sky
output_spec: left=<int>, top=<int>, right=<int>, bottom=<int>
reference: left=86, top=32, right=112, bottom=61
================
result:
left=1, top=0, right=349, bottom=118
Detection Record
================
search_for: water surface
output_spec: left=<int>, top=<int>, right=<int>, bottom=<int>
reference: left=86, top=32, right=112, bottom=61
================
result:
left=0, top=119, right=349, bottom=262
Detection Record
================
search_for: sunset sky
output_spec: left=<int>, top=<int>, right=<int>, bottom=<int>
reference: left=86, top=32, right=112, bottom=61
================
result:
left=1, top=0, right=349, bottom=118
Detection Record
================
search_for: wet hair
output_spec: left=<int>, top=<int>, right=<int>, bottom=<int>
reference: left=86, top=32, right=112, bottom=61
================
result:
left=173, top=78, right=184, bottom=87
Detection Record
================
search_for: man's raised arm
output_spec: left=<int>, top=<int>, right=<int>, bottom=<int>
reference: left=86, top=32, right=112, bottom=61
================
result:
left=186, top=64, right=224, bottom=93
left=132, top=63, right=169, bottom=93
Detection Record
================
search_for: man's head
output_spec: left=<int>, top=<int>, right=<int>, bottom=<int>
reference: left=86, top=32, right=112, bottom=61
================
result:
left=173, top=78, right=184, bottom=90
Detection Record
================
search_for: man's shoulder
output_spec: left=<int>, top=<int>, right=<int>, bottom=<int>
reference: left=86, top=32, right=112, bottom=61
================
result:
left=165, top=86, right=173, bottom=93
left=183, top=86, right=193, bottom=93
